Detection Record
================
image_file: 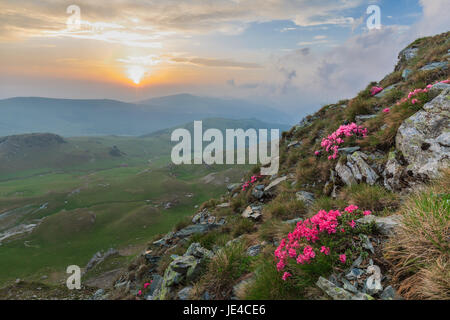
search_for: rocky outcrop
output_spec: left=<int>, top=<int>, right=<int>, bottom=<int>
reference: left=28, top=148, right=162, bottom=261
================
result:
left=335, top=152, right=379, bottom=186
left=357, top=215, right=403, bottom=236
left=396, top=88, right=449, bottom=180
left=152, top=243, right=213, bottom=300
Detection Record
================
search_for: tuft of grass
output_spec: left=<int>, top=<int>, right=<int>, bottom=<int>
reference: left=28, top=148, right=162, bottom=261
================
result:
left=194, top=243, right=254, bottom=299
left=263, top=191, right=307, bottom=220
left=384, top=170, right=450, bottom=300
left=339, top=184, right=399, bottom=214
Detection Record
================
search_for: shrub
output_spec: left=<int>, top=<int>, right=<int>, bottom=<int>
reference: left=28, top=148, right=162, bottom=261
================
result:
left=384, top=170, right=450, bottom=300
left=275, top=205, right=376, bottom=281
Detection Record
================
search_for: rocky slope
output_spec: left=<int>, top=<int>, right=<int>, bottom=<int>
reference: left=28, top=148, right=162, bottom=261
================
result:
left=2, top=32, right=449, bottom=301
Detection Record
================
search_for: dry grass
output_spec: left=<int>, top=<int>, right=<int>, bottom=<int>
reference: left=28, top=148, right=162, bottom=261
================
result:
left=384, top=170, right=450, bottom=300
left=339, top=183, right=400, bottom=213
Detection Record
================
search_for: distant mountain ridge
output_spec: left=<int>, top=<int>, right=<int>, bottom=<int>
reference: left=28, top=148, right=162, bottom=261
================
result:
left=0, top=94, right=292, bottom=137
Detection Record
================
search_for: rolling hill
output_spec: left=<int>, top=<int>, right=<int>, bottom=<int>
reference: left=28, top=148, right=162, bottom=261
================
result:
left=0, top=95, right=291, bottom=137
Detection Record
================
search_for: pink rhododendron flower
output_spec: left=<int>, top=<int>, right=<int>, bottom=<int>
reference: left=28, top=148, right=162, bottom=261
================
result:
left=320, top=123, right=367, bottom=160
left=137, top=290, right=142, bottom=296
left=349, top=220, right=356, bottom=229
left=344, top=205, right=359, bottom=214
left=339, top=254, right=346, bottom=263
left=363, top=210, right=371, bottom=216
left=383, top=108, right=390, bottom=113
left=370, top=86, right=383, bottom=96
left=314, top=150, right=320, bottom=156
left=144, top=282, right=151, bottom=289
left=411, top=98, right=418, bottom=104
left=282, top=272, right=292, bottom=281
left=320, top=246, right=330, bottom=255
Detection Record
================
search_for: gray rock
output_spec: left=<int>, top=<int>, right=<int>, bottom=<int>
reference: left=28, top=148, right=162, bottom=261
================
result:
left=216, top=202, right=231, bottom=208
left=430, top=82, right=450, bottom=95
left=396, top=88, right=450, bottom=180
left=336, top=161, right=357, bottom=185
left=355, top=115, right=377, bottom=124
left=339, top=146, right=361, bottom=154
left=295, top=191, right=315, bottom=206
left=374, top=84, right=399, bottom=98
left=380, top=285, right=398, bottom=300
left=402, top=68, right=412, bottom=80
left=91, top=289, right=105, bottom=300
left=174, top=224, right=219, bottom=238
left=383, top=151, right=404, bottom=191
left=247, top=244, right=263, bottom=257
left=232, top=275, right=255, bottom=298
left=148, top=274, right=163, bottom=296
left=251, top=188, right=264, bottom=200
left=357, top=215, right=403, bottom=235
left=420, top=61, right=448, bottom=71
left=241, top=206, right=262, bottom=221
left=177, top=286, right=193, bottom=300
left=283, top=217, right=303, bottom=225
left=185, top=242, right=214, bottom=259
left=360, top=234, right=375, bottom=254
left=365, top=265, right=383, bottom=295
left=227, top=183, right=241, bottom=192
left=341, top=279, right=359, bottom=294
left=336, top=152, right=379, bottom=186
left=287, top=140, right=301, bottom=148
left=400, top=47, right=418, bottom=61
left=316, top=277, right=354, bottom=300
left=264, top=176, right=287, bottom=192
left=345, top=268, right=363, bottom=280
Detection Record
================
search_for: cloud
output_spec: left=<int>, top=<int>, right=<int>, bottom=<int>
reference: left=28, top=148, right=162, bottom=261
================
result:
left=169, top=56, right=262, bottom=69
left=0, top=0, right=363, bottom=42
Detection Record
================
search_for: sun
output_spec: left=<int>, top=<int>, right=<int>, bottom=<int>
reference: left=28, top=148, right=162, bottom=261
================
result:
left=126, top=65, right=147, bottom=84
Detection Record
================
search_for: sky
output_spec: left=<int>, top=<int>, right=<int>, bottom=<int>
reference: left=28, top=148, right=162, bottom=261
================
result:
left=0, top=0, right=449, bottom=118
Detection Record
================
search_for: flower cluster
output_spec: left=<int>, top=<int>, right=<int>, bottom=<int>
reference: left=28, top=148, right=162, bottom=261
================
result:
left=393, top=79, right=449, bottom=107
left=320, top=123, right=368, bottom=160
left=136, top=281, right=153, bottom=297
left=242, top=174, right=262, bottom=191
left=370, top=86, right=383, bottom=96
left=274, top=205, right=372, bottom=279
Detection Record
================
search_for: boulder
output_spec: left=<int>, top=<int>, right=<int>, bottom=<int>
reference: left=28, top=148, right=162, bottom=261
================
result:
left=174, top=224, right=219, bottom=238
left=251, top=188, right=264, bottom=200
left=336, top=152, right=379, bottom=186
left=357, top=215, right=403, bottom=236
left=396, top=88, right=450, bottom=180
left=420, top=61, right=448, bottom=71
